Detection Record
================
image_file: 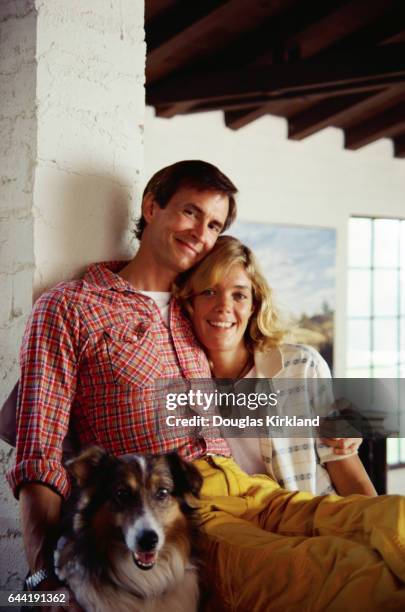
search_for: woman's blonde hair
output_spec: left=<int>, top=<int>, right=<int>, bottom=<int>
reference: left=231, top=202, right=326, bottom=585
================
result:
left=175, top=235, right=286, bottom=351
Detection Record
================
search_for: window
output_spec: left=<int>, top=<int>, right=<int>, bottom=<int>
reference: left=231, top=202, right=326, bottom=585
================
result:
left=347, top=217, right=405, bottom=467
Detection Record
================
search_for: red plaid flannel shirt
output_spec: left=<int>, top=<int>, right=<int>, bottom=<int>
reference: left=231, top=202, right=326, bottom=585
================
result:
left=7, top=262, right=230, bottom=498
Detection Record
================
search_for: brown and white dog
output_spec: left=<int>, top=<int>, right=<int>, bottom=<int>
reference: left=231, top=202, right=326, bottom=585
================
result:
left=54, top=447, right=203, bottom=612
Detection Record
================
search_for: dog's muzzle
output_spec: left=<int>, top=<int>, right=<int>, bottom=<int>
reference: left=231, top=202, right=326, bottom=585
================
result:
left=132, top=530, right=159, bottom=570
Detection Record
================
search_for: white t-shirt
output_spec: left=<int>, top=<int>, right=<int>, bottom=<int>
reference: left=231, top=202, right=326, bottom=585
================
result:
left=139, top=291, right=171, bottom=326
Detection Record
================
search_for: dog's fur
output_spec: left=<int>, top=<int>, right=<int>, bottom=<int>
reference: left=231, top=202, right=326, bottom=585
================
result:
left=54, top=447, right=203, bottom=612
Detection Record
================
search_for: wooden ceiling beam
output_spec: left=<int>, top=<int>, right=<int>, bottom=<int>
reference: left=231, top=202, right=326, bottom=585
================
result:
left=148, top=44, right=405, bottom=108
left=188, top=0, right=347, bottom=71
left=188, top=96, right=283, bottom=114
left=155, top=102, right=197, bottom=118
left=288, top=85, right=405, bottom=139
left=394, top=134, right=405, bottom=157
left=275, top=0, right=395, bottom=60
left=146, top=0, right=296, bottom=84
left=345, top=101, right=405, bottom=149
left=149, top=0, right=377, bottom=118
left=320, top=0, right=405, bottom=56
left=220, top=0, right=401, bottom=129
left=283, top=3, right=405, bottom=139
left=151, top=0, right=334, bottom=120
left=288, top=92, right=374, bottom=140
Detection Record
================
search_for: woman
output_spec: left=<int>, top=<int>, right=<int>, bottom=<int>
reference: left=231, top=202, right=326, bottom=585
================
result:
left=176, top=235, right=376, bottom=496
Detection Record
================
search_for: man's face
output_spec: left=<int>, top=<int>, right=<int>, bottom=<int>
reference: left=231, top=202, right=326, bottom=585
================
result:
left=143, top=186, right=229, bottom=275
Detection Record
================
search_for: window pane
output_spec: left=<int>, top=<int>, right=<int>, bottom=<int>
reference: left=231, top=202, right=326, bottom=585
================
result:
left=401, top=270, right=405, bottom=315
left=372, top=319, right=398, bottom=366
left=373, top=366, right=398, bottom=377
left=373, top=270, right=398, bottom=316
left=349, top=218, right=371, bottom=268
left=347, top=319, right=371, bottom=367
left=387, top=438, right=399, bottom=465
left=346, top=367, right=371, bottom=378
left=401, top=318, right=405, bottom=364
left=348, top=270, right=371, bottom=317
left=374, top=219, right=400, bottom=268
left=400, top=221, right=405, bottom=266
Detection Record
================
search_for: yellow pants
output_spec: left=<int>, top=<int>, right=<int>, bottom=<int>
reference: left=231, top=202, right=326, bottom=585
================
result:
left=193, top=456, right=405, bottom=612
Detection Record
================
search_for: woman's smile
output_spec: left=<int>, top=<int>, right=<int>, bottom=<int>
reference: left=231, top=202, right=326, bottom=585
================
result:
left=207, top=320, right=236, bottom=329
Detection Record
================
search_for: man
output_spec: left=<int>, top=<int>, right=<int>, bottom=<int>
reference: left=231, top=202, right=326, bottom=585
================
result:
left=7, top=160, right=237, bottom=597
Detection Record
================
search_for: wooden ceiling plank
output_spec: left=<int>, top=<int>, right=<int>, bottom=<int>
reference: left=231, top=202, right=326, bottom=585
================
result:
left=320, top=0, right=405, bottom=56
left=147, top=44, right=405, bottom=107
left=345, top=101, right=405, bottom=149
left=145, top=0, right=179, bottom=24
left=394, top=134, right=405, bottom=157
left=146, top=0, right=224, bottom=52
left=288, top=0, right=397, bottom=59
left=219, top=0, right=395, bottom=69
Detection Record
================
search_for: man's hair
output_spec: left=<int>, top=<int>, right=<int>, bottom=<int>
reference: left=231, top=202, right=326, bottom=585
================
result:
left=134, top=160, right=237, bottom=240
left=175, top=235, right=287, bottom=351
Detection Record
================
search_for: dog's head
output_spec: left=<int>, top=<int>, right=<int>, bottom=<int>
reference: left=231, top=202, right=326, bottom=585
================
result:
left=66, top=447, right=203, bottom=571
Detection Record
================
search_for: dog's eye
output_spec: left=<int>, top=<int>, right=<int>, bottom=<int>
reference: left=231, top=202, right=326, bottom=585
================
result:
left=155, top=488, right=169, bottom=501
left=115, top=487, right=131, bottom=502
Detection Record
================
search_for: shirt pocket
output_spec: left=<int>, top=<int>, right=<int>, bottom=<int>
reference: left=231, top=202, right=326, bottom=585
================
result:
left=104, top=321, right=161, bottom=386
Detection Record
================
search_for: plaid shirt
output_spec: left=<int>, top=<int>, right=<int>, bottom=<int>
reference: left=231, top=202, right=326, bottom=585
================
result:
left=7, top=262, right=230, bottom=499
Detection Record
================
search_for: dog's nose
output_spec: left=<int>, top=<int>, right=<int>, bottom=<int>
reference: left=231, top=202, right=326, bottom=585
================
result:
left=137, top=530, right=159, bottom=551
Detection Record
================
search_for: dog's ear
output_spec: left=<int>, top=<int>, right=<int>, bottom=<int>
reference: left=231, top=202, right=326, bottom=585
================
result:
left=166, top=453, right=203, bottom=498
left=66, top=446, right=110, bottom=487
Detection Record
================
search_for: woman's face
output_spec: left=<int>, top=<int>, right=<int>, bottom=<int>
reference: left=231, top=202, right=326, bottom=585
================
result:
left=190, top=264, right=254, bottom=354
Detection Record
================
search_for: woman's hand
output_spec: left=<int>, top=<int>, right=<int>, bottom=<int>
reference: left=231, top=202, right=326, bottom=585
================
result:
left=321, top=437, right=362, bottom=456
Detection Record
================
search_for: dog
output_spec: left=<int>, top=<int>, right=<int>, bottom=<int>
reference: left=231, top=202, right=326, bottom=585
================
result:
left=54, top=446, right=203, bottom=612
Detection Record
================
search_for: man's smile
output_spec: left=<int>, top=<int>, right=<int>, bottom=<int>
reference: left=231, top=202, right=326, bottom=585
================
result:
left=175, top=238, right=200, bottom=256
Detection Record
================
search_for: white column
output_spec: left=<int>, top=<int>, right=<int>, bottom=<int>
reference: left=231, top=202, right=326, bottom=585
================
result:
left=0, top=0, right=145, bottom=588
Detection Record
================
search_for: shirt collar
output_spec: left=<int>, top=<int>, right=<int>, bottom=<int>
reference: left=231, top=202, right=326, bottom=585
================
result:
left=84, top=261, right=139, bottom=292
left=83, top=260, right=179, bottom=308
left=83, top=262, right=195, bottom=333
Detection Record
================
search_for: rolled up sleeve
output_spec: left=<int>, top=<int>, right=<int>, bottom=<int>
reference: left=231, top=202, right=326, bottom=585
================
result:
left=6, top=288, right=81, bottom=499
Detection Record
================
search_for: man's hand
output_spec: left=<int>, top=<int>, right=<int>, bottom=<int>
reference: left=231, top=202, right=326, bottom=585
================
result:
left=321, top=437, right=362, bottom=456
left=35, top=578, right=82, bottom=612
left=19, top=484, right=84, bottom=611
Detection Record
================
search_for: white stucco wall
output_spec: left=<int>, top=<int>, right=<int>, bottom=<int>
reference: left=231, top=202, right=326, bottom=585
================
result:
left=33, top=0, right=145, bottom=297
left=0, top=0, right=145, bottom=588
left=0, top=0, right=37, bottom=589
left=144, top=107, right=405, bottom=378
